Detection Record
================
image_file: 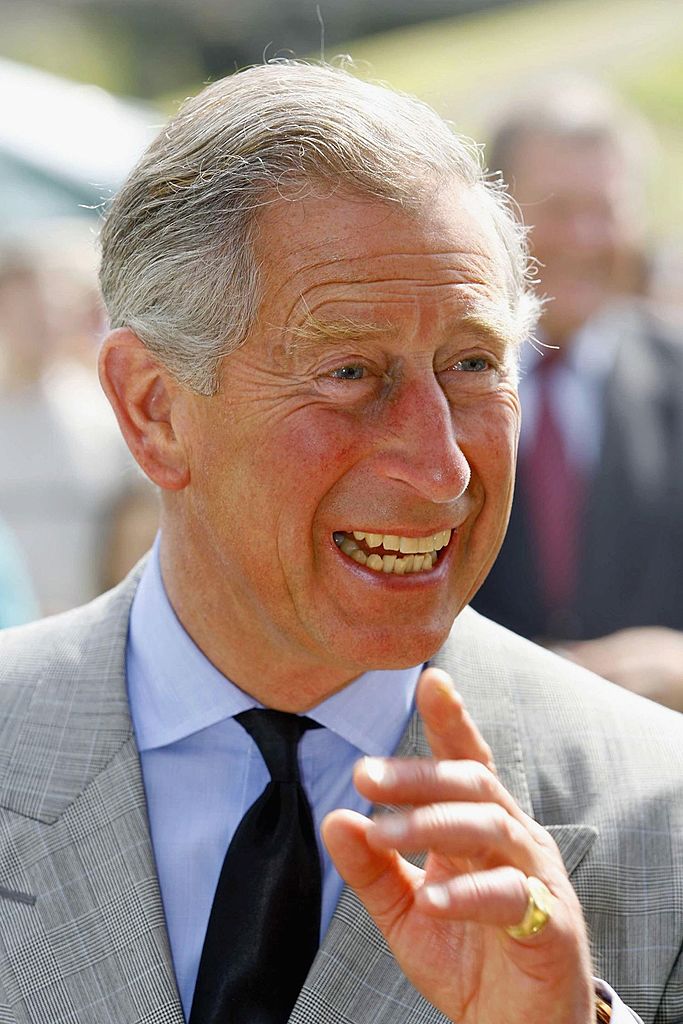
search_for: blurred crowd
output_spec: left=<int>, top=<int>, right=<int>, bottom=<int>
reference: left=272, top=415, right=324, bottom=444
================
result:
left=1, top=75, right=681, bottom=714
left=0, top=220, right=158, bottom=625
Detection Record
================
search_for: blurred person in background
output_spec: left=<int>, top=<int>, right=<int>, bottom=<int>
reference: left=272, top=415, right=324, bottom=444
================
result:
left=0, top=233, right=156, bottom=615
left=0, top=514, right=38, bottom=627
left=472, top=81, right=683, bottom=713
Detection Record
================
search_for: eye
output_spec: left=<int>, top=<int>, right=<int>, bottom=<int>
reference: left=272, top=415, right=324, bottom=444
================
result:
left=329, top=365, right=366, bottom=381
left=454, top=357, right=491, bottom=373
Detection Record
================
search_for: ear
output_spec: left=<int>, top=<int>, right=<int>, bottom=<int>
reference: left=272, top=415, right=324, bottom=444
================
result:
left=98, top=328, right=190, bottom=491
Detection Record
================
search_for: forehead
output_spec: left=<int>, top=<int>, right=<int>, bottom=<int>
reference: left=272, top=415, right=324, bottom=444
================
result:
left=252, top=187, right=512, bottom=331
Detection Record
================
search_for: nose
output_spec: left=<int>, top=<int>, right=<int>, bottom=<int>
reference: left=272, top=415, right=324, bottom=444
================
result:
left=377, top=372, right=471, bottom=504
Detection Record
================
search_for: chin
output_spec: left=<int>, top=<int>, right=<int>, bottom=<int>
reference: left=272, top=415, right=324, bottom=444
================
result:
left=332, top=621, right=455, bottom=674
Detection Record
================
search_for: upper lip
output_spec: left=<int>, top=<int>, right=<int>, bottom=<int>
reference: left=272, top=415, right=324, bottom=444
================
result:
left=337, top=525, right=457, bottom=535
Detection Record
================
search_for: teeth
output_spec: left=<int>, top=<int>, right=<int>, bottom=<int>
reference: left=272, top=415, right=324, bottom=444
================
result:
left=340, top=536, right=358, bottom=556
left=399, top=536, right=419, bottom=554
left=336, top=528, right=454, bottom=575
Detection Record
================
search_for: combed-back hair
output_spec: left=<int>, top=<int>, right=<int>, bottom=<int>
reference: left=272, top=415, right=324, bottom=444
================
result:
left=100, top=60, right=539, bottom=394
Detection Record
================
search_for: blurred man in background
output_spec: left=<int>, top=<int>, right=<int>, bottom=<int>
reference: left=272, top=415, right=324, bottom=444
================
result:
left=0, top=233, right=157, bottom=614
left=472, top=81, right=683, bottom=712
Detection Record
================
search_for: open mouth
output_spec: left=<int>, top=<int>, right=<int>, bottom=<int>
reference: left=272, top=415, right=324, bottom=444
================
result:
left=333, top=529, right=452, bottom=576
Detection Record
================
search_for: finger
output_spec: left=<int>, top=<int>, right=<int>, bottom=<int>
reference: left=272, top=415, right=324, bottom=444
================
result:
left=367, top=802, right=539, bottom=872
left=354, top=757, right=522, bottom=821
left=416, top=865, right=537, bottom=929
left=321, top=809, right=423, bottom=933
left=417, top=667, right=495, bottom=770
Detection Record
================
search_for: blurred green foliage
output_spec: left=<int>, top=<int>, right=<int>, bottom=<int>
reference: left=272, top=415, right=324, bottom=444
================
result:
left=1, top=0, right=681, bottom=230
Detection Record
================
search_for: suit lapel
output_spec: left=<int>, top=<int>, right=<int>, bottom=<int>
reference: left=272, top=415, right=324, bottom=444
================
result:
left=0, top=571, right=184, bottom=1024
left=293, top=609, right=597, bottom=1024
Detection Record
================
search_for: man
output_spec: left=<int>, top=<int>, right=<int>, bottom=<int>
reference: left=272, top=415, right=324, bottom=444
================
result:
left=472, top=82, right=683, bottom=712
left=0, top=63, right=680, bottom=1024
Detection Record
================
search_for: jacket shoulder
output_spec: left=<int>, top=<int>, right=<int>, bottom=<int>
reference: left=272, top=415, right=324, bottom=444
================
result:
left=446, top=608, right=683, bottom=821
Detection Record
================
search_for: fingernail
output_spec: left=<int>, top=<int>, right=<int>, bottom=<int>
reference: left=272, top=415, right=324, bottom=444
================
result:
left=373, top=814, right=407, bottom=839
left=422, top=883, right=450, bottom=909
left=363, top=757, right=392, bottom=785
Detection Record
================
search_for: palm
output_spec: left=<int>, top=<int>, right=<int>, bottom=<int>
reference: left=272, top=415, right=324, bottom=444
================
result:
left=381, top=853, right=563, bottom=1024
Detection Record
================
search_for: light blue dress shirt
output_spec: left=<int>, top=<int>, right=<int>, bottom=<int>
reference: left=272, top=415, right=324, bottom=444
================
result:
left=126, top=536, right=420, bottom=1020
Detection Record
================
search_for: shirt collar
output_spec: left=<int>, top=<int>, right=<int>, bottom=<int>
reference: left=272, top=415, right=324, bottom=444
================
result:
left=127, top=535, right=419, bottom=756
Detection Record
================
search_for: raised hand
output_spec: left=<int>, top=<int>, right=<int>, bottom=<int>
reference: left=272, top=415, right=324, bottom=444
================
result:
left=322, top=667, right=594, bottom=1024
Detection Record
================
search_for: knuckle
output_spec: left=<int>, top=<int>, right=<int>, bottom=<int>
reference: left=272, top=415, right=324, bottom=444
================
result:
left=463, top=760, right=498, bottom=800
left=490, top=804, right=525, bottom=849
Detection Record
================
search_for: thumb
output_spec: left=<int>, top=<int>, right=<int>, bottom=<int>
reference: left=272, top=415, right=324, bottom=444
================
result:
left=322, top=809, right=422, bottom=934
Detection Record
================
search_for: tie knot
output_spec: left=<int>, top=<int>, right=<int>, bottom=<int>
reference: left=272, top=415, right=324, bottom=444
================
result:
left=235, top=709, right=319, bottom=783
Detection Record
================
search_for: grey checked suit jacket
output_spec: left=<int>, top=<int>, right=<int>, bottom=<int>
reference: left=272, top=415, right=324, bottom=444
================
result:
left=0, top=567, right=681, bottom=1024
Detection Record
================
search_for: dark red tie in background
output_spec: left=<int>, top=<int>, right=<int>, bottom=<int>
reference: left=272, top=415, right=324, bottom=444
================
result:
left=521, top=356, right=585, bottom=622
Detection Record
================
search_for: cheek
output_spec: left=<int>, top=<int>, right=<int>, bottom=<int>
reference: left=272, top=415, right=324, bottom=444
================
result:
left=241, top=407, right=364, bottom=518
left=457, top=393, right=520, bottom=483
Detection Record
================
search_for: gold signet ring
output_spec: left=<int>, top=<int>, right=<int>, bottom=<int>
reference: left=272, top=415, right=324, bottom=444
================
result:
left=505, top=876, right=555, bottom=940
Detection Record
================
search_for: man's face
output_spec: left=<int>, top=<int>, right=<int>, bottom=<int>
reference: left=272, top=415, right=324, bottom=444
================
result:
left=170, top=188, right=521, bottom=698
left=507, top=133, right=641, bottom=343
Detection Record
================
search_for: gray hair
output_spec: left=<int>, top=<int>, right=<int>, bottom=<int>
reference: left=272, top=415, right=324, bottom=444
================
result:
left=100, top=61, right=539, bottom=394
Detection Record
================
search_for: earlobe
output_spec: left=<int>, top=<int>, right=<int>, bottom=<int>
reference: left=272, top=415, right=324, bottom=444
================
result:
left=98, top=328, right=190, bottom=491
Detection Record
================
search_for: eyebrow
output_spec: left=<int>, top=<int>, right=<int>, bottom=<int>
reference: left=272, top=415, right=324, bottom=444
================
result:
left=456, top=312, right=517, bottom=350
left=284, top=308, right=518, bottom=358
left=285, top=312, right=394, bottom=354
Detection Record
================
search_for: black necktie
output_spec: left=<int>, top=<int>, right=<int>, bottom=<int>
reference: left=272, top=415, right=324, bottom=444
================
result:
left=189, top=709, right=322, bottom=1024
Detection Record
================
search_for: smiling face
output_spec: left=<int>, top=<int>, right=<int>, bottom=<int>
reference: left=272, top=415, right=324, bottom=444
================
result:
left=163, top=187, right=522, bottom=708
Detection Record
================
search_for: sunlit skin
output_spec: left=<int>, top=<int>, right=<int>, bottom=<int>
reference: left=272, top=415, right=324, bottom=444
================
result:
left=100, top=185, right=594, bottom=1021
left=158, top=187, right=522, bottom=710
left=508, top=133, right=643, bottom=347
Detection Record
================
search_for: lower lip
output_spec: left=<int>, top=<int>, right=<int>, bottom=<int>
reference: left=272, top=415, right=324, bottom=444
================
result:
left=331, top=535, right=456, bottom=586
